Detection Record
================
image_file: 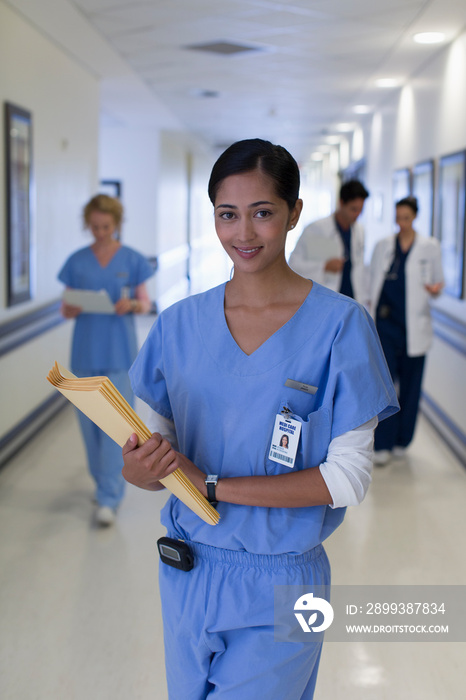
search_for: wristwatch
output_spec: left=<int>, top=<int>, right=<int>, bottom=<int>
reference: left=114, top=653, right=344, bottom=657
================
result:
left=205, top=474, right=219, bottom=507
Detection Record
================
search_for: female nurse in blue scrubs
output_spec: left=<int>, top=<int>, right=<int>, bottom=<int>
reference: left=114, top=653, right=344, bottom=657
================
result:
left=121, top=140, right=398, bottom=699
left=58, top=194, right=154, bottom=526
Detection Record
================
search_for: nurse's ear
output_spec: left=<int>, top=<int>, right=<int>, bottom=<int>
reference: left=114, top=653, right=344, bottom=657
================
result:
left=288, top=198, right=303, bottom=231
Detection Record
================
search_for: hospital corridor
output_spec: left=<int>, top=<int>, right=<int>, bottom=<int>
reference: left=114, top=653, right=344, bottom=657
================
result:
left=1, top=0, right=466, bottom=698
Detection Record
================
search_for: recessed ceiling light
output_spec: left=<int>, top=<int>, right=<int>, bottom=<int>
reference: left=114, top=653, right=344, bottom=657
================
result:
left=335, top=122, right=355, bottom=132
left=375, top=78, right=402, bottom=88
left=353, top=105, right=372, bottom=114
left=413, top=32, right=446, bottom=44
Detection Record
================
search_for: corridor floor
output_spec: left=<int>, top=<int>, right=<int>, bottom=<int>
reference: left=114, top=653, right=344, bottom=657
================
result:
left=0, top=385, right=464, bottom=699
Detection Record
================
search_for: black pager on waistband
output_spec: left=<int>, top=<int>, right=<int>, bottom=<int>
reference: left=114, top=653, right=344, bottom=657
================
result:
left=157, top=536, right=194, bottom=571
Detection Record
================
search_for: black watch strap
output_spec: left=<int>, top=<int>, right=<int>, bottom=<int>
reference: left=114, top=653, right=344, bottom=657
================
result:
left=205, top=474, right=218, bottom=506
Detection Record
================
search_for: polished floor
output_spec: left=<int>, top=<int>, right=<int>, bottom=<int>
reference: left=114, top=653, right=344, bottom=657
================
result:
left=1, top=384, right=465, bottom=698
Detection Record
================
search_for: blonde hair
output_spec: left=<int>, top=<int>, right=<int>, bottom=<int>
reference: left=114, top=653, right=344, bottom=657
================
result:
left=83, top=194, right=124, bottom=233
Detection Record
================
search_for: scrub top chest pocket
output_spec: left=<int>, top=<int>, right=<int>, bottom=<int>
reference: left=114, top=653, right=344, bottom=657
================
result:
left=265, top=399, right=332, bottom=476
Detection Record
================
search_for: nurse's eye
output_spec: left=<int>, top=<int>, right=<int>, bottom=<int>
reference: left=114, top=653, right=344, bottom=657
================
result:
left=255, top=209, right=272, bottom=219
left=218, top=211, right=236, bottom=220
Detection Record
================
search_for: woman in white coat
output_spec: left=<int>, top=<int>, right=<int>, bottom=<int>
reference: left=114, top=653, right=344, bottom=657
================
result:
left=368, top=196, right=444, bottom=465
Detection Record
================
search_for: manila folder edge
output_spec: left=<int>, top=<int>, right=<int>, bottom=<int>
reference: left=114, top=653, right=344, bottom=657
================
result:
left=51, top=364, right=219, bottom=525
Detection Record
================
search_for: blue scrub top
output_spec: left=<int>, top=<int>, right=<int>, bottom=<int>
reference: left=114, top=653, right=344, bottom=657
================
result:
left=130, top=282, right=398, bottom=555
left=58, top=245, right=154, bottom=372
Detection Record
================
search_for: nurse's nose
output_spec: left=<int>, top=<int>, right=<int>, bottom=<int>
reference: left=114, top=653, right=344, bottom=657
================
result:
left=236, top=216, right=256, bottom=242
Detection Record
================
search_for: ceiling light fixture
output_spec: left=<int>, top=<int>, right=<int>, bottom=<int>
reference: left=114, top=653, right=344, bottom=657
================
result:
left=189, top=88, right=220, bottom=98
left=185, top=41, right=262, bottom=56
left=325, top=136, right=341, bottom=145
left=335, top=122, right=355, bottom=132
left=375, top=78, right=402, bottom=88
left=413, top=32, right=446, bottom=44
left=353, top=105, right=372, bottom=114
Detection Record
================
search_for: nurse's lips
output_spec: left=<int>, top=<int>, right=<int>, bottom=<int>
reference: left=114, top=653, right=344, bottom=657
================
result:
left=234, top=246, right=262, bottom=259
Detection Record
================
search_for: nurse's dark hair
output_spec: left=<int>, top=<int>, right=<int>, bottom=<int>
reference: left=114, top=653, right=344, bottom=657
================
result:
left=208, top=138, right=300, bottom=210
left=83, top=194, right=124, bottom=233
left=396, top=195, right=418, bottom=215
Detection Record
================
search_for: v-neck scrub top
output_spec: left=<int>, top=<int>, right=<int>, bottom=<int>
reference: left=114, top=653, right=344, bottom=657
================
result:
left=130, top=282, right=398, bottom=555
left=59, top=245, right=154, bottom=372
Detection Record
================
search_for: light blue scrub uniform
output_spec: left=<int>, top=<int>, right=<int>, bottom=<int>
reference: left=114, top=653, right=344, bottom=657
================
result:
left=130, top=282, right=398, bottom=699
left=59, top=245, right=154, bottom=508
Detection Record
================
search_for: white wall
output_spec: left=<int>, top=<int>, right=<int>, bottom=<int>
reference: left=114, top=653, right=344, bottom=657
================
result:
left=99, top=125, right=160, bottom=257
left=99, top=124, right=160, bottom=304
left=99, top=124, right=228, bottom=311
left=0, top=1, right=99, bottom=438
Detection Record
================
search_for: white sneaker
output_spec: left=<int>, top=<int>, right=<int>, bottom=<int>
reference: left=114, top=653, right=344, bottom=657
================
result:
left=392, top=446, right=407, bottom=458
left=373, top=450, right=391, bottom=466
left=96, top=506, right=116, bottom=526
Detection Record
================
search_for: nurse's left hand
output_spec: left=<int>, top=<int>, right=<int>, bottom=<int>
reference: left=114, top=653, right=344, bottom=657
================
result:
left=121, top=432, right=179, bottom=491
left=425, top=282, right=443, bottom=296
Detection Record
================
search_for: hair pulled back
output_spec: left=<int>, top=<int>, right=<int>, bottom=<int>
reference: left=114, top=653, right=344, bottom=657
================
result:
left=208, top=138, right=300, bottom=211
left=396, top=195, right=418, bottom=215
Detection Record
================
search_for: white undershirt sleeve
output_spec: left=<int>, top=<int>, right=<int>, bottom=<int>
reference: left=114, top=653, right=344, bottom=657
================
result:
left=319, top=417, right=378, bottom=508
left=139, top=406, right=179, bottom=451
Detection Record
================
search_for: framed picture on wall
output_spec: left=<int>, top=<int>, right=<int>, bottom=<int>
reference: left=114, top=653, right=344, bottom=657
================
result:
left=99, top=179, right=122, bottom=199
left=437, top=151, right=466, bottom=299
left=4, top=102, right=33, bottom=306
left=412, top=160, right=434, bottom=238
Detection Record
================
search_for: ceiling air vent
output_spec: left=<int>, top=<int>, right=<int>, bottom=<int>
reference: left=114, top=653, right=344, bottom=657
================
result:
left=185, top=41, right=261, bottom=56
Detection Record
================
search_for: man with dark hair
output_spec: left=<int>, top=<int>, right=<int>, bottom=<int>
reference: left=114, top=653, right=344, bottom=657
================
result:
left=289, top=179, right=369, bottom=302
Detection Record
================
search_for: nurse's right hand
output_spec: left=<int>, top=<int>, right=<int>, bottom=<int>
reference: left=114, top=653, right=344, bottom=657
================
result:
left=122, top=432, right=178, bottom=491
left=61, top=302, right=82, bottom=319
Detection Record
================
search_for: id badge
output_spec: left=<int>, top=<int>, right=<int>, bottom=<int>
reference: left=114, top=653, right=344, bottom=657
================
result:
left=268, top=414, right=301, bottom=468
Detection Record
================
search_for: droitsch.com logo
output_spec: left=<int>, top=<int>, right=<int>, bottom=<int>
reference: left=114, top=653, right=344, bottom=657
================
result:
left=294, top=593, right=334, bottom=633
left=275, top=585, right=466, bottom=643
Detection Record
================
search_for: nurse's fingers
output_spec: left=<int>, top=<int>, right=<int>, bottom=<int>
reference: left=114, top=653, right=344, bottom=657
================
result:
left=122, top=432, right=163, bottom=456
left=122, top=433, right=139, bottom=455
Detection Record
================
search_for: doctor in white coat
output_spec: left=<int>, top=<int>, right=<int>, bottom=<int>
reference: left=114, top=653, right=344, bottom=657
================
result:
left=289, top=179, right=369, bottom=303
left=368, top=196, right=444, bottom=464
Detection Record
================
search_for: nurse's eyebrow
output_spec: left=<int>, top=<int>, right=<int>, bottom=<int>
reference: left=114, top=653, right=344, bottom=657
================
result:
left=215, top=200, right=276, bottom=209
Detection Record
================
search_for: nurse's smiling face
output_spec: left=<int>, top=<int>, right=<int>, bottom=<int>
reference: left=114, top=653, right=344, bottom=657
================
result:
left=214, top=168, right=302, bottom=273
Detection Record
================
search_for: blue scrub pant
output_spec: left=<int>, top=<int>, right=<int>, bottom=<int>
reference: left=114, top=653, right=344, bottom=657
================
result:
left=374, top=331, right=425, bottom=452
left=74, top=369, right=132, bottom=509
left=159, top=539, right=330, bottom=699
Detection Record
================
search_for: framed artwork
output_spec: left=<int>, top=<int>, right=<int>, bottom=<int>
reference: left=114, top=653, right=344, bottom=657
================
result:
left=99, top=179, right=122, bottom=199
left=437, top=151, right=465, bottom=299
left=4, top=102, right=33, bottom=306
left=412, top=160, right=434, bottom=238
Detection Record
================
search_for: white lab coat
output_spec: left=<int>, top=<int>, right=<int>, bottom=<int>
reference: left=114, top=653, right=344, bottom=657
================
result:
left=288, top=214, right=367, bottom=303
left=368, top=234, right=444, bottom=357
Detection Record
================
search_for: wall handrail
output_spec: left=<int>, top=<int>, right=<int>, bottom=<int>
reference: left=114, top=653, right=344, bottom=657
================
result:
left=0, top=300, right=65, bottom=358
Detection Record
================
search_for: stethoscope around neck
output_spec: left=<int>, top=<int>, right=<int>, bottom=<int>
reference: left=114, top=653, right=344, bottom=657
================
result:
left=384, top=236, right=407, bottom=282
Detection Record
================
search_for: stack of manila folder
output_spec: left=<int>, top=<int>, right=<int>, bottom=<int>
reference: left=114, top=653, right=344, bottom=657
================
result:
left=47, top=361, right=219, bottom=526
